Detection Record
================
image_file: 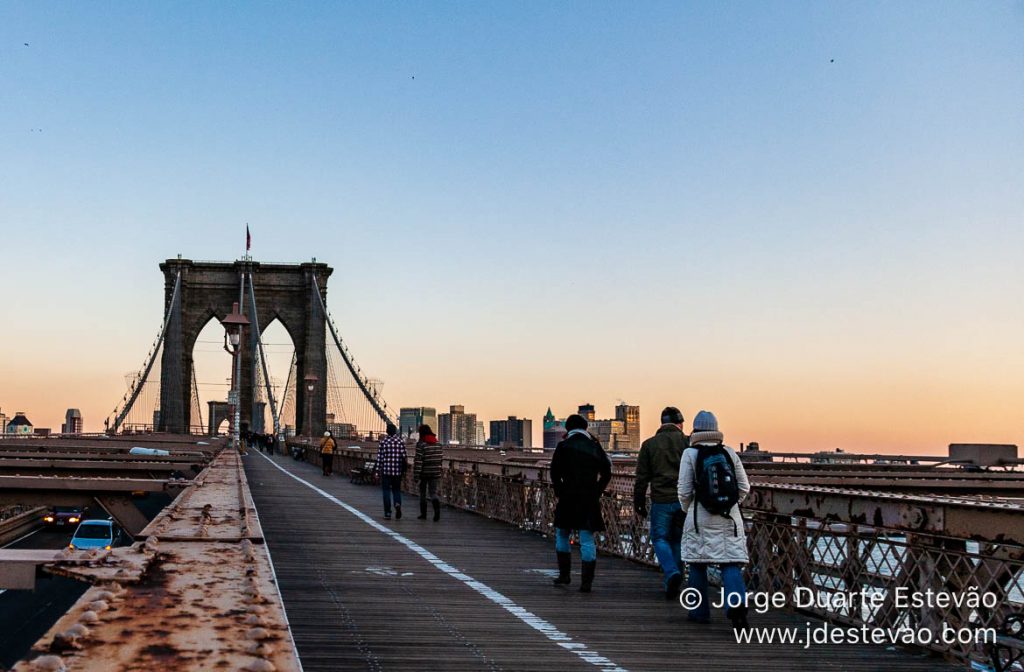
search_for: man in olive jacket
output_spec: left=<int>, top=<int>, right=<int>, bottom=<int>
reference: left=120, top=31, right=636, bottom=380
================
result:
left=550, top=414, right=612, bottom=593
left=634, top=406, right=689, bottom=598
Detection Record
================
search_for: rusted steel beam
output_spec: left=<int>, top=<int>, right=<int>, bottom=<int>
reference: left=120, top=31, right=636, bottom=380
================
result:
left=747, top=483, right=1024, bottom=544
left=0, top=454, right=205, bottom=465
left=0, top=493, right=96, bottom=509
left=0, top=550, right=102, bottom=590
left=0, top=458, right=200, bottom=475
left=0, top=475, right=185, bottom=493
left=746, top=465, right=1024, bottom=480
left=746, top=473, right=1024, bottom=495
left=92, top=496, right=150, bottom=538
left=11, top=448, right=298, bottom=671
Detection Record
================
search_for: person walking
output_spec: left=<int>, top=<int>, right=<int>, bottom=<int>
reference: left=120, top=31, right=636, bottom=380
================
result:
left=320, top=431, right=336, bottom=476
left=677, top=410, right=751, bottom=629
left=634, top=406, right=690, bottom=599
left=376, top=423, right=407, bottom=520
left=550, top=414, right=612, bottom=593
left=413, top=424, right=443, bottom=521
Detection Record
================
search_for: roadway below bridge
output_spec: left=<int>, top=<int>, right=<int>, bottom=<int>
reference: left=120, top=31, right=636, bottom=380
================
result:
left=0, top=528, right=86, bottom=670
left=245, top=451, right=959, bottom=672
left=0, top=494, right=171, bottom=669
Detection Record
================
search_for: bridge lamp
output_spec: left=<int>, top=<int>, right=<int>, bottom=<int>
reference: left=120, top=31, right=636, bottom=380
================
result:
left=221, top=302, right=250, bottom=452
left=304, top=373, right=318, bottom=439
left=221, top=302, right=250, bottom=352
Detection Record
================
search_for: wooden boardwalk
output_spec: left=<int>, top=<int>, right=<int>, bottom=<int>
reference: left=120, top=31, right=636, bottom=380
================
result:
left=245, top=452, right=960, bottom=672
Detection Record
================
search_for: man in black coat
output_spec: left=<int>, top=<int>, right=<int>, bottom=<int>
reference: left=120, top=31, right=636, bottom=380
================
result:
left=550, top=414, right=612, bottom=593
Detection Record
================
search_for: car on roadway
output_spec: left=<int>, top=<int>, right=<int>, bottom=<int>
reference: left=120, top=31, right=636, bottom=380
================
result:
left=43, top=506, right=83, bottom=529
left=68, top=520, right=124, bottom=551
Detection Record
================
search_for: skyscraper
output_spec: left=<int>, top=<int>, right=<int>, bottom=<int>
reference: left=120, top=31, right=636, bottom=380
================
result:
left=542, top=407, right=564, bottom=449
left=578, top=404, right=596, bottom=422
left=590, top=419, right=626, bottom=451
left=399, top=407, right=438, bottom=438
left=62, top=408, right=83, bottom=434
left=438, top=405, right=476, bottom=445
left=488, top=416, right=533, bottom=449
left=614, top=402, right=640, bottom=451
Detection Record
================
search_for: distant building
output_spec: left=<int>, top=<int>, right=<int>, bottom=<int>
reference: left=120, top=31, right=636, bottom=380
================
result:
left=488, top=416, right=533, bottom=449
left=438, top=413, right=452, bottom=445
left=543, top=425, right=565, bottom=449
left=590, top=419, right=627, bottom=451
left=62, top=408, right=84, bottom=434
left=543, top=407, right=557, bottom=430
left=6, top=412, right=33, bottom=435
left=328, top=422, right=358, bottom=439
left=488, top=420, right=502, bottom=445
left=33, top=427, right=52, bottom=437
left=438, top=404, right=477, bottom=445
left=542, top=407, right=565, bottom=449
left=548, top=403, right=642, bottom=452
left=399, top=407, right=438, bottom=438
left=0, top=409, right=7, bottom=434
left=475, top=421, right=486, bottom=446
left=614, top=402, right=640, bottom=451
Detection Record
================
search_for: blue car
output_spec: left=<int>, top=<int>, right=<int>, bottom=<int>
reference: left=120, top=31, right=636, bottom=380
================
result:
left=69, top=519, right=124, bottom=551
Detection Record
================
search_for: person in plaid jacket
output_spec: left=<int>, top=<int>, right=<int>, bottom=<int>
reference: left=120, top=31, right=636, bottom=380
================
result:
left=376, top=423, right=408, bottom=520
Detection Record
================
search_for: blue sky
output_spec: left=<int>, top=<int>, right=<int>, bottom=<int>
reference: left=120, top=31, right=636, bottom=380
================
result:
left=1, top=2, right=1022, bottom=451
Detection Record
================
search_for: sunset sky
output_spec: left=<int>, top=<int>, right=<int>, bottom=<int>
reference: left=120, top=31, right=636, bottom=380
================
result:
left=1, top=3, right=1021, bottom=453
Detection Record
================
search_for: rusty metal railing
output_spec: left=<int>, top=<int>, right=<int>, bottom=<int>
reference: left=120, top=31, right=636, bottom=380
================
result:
left=321, top=446, right=1024, bottom=667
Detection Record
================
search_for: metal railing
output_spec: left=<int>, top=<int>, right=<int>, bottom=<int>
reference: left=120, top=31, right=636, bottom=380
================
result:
left=315, top=446, right=1023, bottom=667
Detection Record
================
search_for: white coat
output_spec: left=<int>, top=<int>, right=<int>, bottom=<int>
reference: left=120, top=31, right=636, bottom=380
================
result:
left=677, top=442, right=750, bottom=564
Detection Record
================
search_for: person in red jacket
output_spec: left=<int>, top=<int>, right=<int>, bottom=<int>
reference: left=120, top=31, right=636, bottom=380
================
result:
left=413, top=424, right=444, bottom=521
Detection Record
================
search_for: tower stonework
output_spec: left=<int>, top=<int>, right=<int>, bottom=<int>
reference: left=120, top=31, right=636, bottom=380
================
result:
left=158, top=259, right=333, bottom=437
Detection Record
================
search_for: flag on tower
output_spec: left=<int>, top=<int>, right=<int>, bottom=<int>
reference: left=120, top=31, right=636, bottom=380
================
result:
left=246, top=224, right=251, bottom=252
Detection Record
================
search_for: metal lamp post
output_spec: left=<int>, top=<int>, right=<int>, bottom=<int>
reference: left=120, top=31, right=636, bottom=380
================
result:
left=304, top=373, right=318, bottom=444
left=221, top=302, right=250, bottom=454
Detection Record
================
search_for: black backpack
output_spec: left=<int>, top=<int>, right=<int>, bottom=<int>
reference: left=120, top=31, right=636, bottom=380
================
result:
left=693, top=444, right=740, bottom=532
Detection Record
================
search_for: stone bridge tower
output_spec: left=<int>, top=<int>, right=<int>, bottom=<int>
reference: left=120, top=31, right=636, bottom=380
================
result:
left=157, top=258, right=332, bottom=437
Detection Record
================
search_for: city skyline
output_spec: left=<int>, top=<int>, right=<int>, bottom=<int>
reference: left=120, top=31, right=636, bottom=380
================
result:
left=1, top=4, right=1022, bottom=454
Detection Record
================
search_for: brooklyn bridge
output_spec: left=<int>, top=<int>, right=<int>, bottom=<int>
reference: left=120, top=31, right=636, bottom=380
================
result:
left=1, top=258, right=1021, bottom=672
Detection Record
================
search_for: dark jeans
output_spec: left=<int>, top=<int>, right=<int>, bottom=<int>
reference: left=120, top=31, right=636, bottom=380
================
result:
left=419, top=477, right=440, bottom=505
left=322, top=453, right=333, bottom=476
left=381, top=475, right=402, bottom=515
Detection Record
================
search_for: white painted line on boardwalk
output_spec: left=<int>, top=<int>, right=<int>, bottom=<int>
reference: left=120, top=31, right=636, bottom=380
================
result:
left=256, top=451, right=628, bottom=672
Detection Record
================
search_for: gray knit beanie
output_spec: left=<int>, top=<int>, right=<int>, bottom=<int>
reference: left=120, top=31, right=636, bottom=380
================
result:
left=692, top=410, right=718, bottom=432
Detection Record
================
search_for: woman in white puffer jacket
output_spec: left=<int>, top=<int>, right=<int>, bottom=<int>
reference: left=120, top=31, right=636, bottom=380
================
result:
left=677, top=410, right=750, bottom=628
